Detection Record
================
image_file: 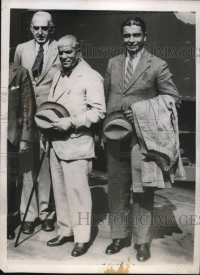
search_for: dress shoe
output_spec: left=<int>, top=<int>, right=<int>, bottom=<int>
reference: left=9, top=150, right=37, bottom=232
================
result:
left=136, top=243, right=151, bottom=262
left=22, top=222, right=35, bottom=234
left=42, top=219, right=55, bottom=232
left=105, top=238, right=131, bottom=255
left=71, top=242, right=90, bottom=257
left=47, top=235, right=74, bottom=247
left=7, top=227, right=15, bottom=240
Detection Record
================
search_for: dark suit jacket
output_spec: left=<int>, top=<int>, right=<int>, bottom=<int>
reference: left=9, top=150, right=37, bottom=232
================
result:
left=8, top=62, right=36, bottom=146
left=104, top=48, right=181, bottom=115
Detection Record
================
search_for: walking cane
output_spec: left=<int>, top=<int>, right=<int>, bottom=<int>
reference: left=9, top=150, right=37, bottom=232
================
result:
left=14, top=150, right=46, bottom=247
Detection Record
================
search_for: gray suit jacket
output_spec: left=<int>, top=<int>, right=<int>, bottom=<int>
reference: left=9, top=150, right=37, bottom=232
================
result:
left=14, top=39, right=61, bottom=108
left=8, top=62, right=36, bottom=146
left=104, top=48, right=181, bottom=115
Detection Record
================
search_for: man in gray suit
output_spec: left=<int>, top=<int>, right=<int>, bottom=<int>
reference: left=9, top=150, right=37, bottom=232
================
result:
left=8, top=62, right=35, bottom=239
left=14, top=11, right=60, bottom=234
left=104, top=17, right=181, bottom=261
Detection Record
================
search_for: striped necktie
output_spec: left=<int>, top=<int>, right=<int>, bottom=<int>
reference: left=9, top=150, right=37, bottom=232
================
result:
left=32, top=45, right=44, bottom=78
left=124, top=57, right=133, bottom=90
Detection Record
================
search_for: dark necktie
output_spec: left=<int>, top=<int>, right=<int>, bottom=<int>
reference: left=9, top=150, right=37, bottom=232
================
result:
left=32, top=45, right=44, bottom=78
left=124, top=57, right=133, bottom=89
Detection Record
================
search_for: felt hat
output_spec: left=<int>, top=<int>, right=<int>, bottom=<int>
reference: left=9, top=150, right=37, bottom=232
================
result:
left=103, top=110, right=133, bottom=143
left=35, top=101, right=70, bottom=139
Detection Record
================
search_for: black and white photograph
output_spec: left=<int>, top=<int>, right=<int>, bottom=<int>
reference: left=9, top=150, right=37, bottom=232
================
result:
left=1, top=0, right=200, bottom=273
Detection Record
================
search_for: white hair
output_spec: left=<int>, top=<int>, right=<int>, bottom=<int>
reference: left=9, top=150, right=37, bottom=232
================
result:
left=58, top=35, right=81, bottom=52
left=31, top=11, right=54, bottom=27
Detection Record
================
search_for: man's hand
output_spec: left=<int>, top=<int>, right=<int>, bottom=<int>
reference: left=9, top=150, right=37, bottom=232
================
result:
left=123, top=109, right=134, bottom=123
left=51, top=117, right=73, bottom=132
left=19, top=141, right=30, bottom=153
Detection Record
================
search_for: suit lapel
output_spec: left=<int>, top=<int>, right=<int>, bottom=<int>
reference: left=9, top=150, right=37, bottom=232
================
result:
left=9, top=63, right=17, bottom=88
left=115, top=54, right=126, bottom=92
left=124, top=49, right=151, bottom=93
left=53, top=61, right=83, bottom=102
left=38, top=40, right=58, bottom=83
left=24, top=40, right=35, bottom=79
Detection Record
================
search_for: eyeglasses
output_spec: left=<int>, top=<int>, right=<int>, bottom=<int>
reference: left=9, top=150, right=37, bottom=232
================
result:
left=32, top=26, right=49, bottom=31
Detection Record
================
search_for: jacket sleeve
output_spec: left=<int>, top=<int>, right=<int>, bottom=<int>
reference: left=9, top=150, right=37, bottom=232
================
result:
left=104, top=59, right=111, bottom=104
left=20, top=68, right=37, bottom=142
left=156, top=60, right=181, bottom=107
left=14, top=45, right=22, bottom=65
left=71, top=71, right=106, bottom=131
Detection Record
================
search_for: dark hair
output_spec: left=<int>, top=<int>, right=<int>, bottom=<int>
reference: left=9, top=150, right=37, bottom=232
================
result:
left=120, top=17, right=146, bottom=34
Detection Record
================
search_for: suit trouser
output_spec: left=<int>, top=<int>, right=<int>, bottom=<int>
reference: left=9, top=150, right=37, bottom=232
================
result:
left=20, top=142, right=55, bottom=222
left=7, top=141, right=19, bottom=223
left=50, top=148, right=92, bottom=243
left=107, top=141, right=154, bottom=244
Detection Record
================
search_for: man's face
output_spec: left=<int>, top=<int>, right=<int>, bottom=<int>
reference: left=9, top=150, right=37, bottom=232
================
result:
left=58, top=40, right=80, bottom=70
left=123, top=25, right=146, bottom=55
left=31, top=16, right=53, bottom=45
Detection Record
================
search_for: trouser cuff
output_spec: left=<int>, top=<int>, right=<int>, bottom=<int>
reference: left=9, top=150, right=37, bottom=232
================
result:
left=133, top=234, right=150, bottom=245
left=111, top=231, right=130, bottom=239
left=58, top=229, right=73, bottom=237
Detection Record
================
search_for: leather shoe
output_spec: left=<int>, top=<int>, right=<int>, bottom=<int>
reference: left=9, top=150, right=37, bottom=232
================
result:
left=47, top=235, right=74, bottom=247
left=105, top=238, right=131, bottom=255
left=71, top=242, right=90, bottom=257
left=42, top=219, right=55, bottom=232
left=22, top=222, right=35, bottom=234
left=136, top=243, right=151, bottom=262
left=7, top=227, right=15, bottom=240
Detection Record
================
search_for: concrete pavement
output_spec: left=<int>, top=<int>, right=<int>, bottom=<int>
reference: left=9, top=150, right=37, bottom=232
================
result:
left=7, top=184, right=195, bottom=269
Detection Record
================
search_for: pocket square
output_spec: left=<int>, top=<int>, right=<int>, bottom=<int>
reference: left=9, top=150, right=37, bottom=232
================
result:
left=11, top=85, right=19, bottom=90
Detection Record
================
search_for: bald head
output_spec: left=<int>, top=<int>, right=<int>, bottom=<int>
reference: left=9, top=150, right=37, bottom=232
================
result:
left=30, top=11, right=54, bottom=45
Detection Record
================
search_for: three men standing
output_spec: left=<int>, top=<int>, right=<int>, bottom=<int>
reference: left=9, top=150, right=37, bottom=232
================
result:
left=14, top=11, right=60, bottom=234
left=11, top=11, right=184, bottom=261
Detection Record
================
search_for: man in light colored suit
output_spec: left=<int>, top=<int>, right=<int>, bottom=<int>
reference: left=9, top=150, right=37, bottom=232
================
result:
left=14, top=11, right=60, bottom=234
left=46, top=35, right=106, bottom=257
left=104, top=17, right=181, bottom=261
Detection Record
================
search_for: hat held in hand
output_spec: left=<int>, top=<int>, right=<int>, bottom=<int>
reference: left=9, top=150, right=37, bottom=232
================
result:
left=103, top=110, right=133, bottom=143
left=35, top=101, right=70, bottom=139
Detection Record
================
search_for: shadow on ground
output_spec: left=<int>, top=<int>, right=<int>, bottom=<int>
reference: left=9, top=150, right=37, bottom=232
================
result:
left=151, top=194, right=183, bottom=241
left=90, top=186, right=109, bottom=245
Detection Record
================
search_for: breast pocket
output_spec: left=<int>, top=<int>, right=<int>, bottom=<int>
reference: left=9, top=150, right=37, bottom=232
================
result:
left=9, top=88, right=21, bottom=107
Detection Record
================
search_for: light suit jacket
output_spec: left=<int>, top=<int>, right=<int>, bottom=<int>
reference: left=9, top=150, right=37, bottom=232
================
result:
left=104, top=48, right=181, bottom=115
left=48, top=60, right=106, bottom=161
left=131, top=95, right=186, bottom=188
left=14, top=39, right=61, bottom=108
left=8, top=62, right=36, bottom=146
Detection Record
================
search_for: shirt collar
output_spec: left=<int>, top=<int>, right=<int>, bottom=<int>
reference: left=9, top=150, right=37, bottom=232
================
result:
left=35, top=40, right=50, bottom=53
left=126, top=47, right=144, bottom=59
